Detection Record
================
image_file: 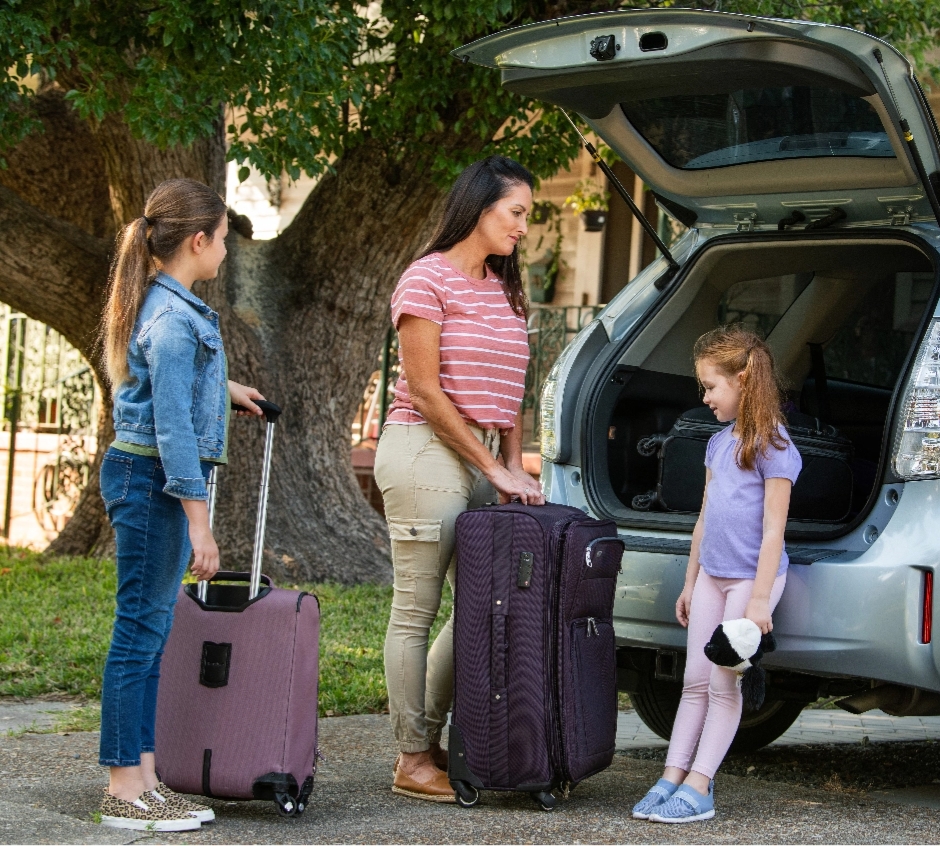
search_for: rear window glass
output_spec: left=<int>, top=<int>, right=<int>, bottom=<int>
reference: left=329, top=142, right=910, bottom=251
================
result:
left=718, top=273, right=813, bottom=337
left=824, top=271, right=934, bottom=388
left=621, top=86, right=893, bottom=170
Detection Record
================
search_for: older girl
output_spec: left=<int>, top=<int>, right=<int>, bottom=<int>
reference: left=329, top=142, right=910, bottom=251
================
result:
left=374, top=155, right=545, bottom=802
left=633, top=325, right=802, bottom=824
left=97, top=178, right=264, bottom=830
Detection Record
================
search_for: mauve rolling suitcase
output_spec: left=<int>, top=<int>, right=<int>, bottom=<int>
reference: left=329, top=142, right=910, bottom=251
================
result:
left=448, top=502, right=624, bottom=811
left=155, top=401, right=320, bottom=818
left=632, top=406, right=854, bottom=521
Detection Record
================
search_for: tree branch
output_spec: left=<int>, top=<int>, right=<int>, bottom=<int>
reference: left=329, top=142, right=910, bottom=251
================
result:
left=0, top=185, right=110, bottom=367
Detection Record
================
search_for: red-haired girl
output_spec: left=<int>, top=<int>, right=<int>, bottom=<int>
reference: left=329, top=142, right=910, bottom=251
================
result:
left=633, top=325, right=802, bottom=824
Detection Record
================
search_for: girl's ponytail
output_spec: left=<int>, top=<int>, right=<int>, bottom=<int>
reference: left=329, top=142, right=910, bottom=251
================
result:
left=99, top=178, right=227, bottom=388
left=693, top=325, right=786, bottom=471
left=103, top=217, right=153, bottom=387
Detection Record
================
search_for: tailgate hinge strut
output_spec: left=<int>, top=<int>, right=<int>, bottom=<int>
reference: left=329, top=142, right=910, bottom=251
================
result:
left=560, top=109, right=680, bottom=285
left=874, top=49, right=940, bottom=228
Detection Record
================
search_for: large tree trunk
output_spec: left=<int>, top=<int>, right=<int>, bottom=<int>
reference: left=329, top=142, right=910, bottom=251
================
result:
left=196, top=141, right=445, bottom=582
left=0, top=89, right=449, bottom=582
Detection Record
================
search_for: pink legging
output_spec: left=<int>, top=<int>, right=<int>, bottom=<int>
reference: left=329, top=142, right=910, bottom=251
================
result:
left=664, top=569, right=787, bottom=779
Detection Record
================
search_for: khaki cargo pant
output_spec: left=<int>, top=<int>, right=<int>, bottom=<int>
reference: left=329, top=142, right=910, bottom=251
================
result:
left=374, top=423, right=499, bottom=754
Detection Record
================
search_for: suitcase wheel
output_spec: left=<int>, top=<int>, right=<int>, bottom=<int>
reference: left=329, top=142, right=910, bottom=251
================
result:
left=274, top=791, right=298, bottom=817
left=530, top=791, right=557, bottom=812
left=452, top=781, right=479, bottom=808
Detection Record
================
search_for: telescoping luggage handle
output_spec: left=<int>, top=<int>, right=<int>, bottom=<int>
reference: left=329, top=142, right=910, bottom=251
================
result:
left=197, top=399, right=282, bottom=602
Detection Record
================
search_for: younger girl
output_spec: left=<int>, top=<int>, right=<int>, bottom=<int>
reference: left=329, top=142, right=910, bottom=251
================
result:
left=632, top=325, right=802, bottom=824
left=97, top=178, right=264, bottom=831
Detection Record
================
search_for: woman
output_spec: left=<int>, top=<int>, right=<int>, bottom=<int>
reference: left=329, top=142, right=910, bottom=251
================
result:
left=374, top=155, right=545, bottom=802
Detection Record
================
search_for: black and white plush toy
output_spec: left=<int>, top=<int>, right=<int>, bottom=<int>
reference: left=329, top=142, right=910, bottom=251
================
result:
left=703, top=619, right=777, bottom=712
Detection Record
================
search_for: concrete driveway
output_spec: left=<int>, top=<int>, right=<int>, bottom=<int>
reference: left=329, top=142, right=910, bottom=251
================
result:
left=2, top=707, right=940, bottom=844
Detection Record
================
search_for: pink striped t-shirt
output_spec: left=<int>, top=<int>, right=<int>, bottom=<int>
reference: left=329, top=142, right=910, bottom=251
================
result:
left=386, top=253, right=529, bottom=430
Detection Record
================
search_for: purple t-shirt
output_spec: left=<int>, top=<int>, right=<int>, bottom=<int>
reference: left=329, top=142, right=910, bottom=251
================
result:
left=699, top=424, right=802, bottom=579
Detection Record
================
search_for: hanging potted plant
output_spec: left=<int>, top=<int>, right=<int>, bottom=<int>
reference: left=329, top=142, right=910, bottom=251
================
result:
left=564, top=179, right=610, bottom=232
left=522, top=202, right=564, bottom=303
left=529, top=200, right=556, bottom=226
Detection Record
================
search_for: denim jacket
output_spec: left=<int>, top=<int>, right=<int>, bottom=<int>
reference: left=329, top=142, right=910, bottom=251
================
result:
left=112, top=272, right=227, bottom=500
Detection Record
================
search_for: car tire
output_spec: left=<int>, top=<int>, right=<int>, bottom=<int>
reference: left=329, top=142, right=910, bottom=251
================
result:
left=631, top=677, right=806, bottom=754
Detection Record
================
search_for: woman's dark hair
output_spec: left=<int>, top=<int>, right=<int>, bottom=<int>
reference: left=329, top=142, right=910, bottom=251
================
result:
left=100, top=178, right=227, bottom=386
left=421, top=155, right=534, bottom=316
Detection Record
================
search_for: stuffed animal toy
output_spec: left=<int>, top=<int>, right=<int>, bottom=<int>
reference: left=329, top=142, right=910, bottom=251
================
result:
left=703, top=618, right=777, bottom=712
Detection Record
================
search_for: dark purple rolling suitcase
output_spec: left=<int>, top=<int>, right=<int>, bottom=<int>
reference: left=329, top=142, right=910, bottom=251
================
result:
left=448, top=502, right=624, bottom=811
left=155, top=401, right=320, bottom=818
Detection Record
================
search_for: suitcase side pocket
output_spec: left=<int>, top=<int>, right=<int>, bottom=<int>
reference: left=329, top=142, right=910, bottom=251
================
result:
left=568, top=618, right=617, bottom=780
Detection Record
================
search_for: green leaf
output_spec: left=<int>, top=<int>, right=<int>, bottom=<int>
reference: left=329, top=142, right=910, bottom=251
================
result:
left=3, top=0, right=940, bottom=186
left=237, top=166, right=250, bottom=183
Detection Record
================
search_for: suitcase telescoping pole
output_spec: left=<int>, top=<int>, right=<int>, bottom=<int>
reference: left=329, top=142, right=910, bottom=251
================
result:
left=196, top=467, right=221, bottom=602
left=196, top=399, right=283, bottom=602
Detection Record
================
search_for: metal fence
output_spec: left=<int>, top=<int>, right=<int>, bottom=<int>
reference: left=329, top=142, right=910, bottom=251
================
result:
left=356, top=304, right=601, bottom=448
left=0, top=307, right=97, bottom=538
left=522, top=304, right=602, bottom=443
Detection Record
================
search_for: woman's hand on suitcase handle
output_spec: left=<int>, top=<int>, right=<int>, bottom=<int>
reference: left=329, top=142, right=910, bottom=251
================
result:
left=228, top=380, right=265, bottom=417
left=486, top=464, right=544, bottom=506
left=182, top=500, right=220, bottom=581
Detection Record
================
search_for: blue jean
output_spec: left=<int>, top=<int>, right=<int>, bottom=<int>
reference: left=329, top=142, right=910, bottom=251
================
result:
left=98, top=448, right=210, bottom=767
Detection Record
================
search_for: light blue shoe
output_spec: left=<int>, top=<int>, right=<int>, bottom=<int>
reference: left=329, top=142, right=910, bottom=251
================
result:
left=648, top=780, right=715, bottom=823
left=631, top=778, right=680, bottom=820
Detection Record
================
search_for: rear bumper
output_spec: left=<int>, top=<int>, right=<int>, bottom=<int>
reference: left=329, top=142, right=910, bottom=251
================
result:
left=610, top=478, right=940, bottom=692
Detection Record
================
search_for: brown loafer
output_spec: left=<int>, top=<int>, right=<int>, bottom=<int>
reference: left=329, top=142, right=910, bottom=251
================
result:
left=392, top=764, right=456, bottom=803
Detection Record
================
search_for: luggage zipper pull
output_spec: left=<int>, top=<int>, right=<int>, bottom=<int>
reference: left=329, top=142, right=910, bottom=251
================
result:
left=587, top=617, right=598, bottom=637
left=313, top=747, right=326, bottom=774
left=585, top=546, right=593, bottom=568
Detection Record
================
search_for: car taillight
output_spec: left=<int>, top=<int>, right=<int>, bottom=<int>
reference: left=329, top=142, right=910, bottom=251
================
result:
left=540, top=364, right=559, bottom=461
left=539, top=339, right=581, bottom=463
left=923, top=571, right=933, bottom=645
left=893, top=318, right=940, bottom=479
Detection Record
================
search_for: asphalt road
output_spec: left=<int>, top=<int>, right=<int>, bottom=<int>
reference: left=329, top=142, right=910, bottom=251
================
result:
left=2, top=714, right=940, bottom=844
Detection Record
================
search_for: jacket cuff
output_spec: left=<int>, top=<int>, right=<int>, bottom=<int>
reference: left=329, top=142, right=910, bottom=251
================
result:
left=163, top=476, right=209, bottom=500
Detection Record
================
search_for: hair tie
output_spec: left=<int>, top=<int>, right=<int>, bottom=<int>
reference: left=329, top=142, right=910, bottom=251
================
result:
left=142, top=215, right=154, bottom=227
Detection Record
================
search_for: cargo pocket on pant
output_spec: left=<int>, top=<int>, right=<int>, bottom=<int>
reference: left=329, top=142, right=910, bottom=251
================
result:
left=387, top=518, right=443, bottom=577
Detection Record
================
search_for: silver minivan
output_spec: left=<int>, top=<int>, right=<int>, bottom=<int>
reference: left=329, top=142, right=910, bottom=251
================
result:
left=458, top=9, right=940, bottom=751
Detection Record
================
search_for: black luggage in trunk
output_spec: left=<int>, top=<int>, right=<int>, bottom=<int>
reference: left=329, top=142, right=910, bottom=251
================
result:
left=631, top=406, right=854, bottom=521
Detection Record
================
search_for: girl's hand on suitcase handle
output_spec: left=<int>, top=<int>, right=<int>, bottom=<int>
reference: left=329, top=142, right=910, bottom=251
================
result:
left=228, top=380, right=265, bottom=417
left=182, top=500, right=220, bottom=581
left=189, top=522, right=220, bottom=581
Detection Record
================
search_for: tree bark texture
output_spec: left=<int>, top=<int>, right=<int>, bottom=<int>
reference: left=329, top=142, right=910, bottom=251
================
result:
left=0, top=90, right=453, bottom=582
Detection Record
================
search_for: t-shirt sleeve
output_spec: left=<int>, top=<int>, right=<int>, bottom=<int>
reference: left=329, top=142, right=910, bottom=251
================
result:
left=704, top=431, right=719, bottom=468
left=757, top=429, right=802, bottom=484
left=390, top=264, right=445, bottom=328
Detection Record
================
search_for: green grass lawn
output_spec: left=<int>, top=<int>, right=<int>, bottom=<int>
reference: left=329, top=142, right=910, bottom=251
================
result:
left=0, top=548, right=450, bottom=718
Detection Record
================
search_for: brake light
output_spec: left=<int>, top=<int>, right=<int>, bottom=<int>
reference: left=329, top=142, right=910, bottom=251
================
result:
left=923, top=571, right=933, bottom=645
left=893, top=318, right=940, bottom=479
